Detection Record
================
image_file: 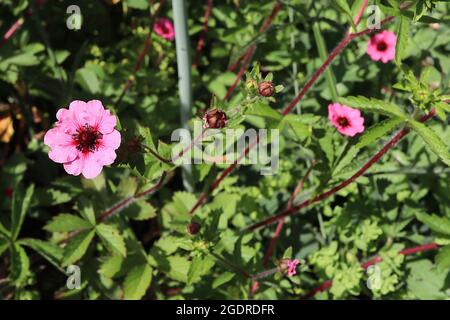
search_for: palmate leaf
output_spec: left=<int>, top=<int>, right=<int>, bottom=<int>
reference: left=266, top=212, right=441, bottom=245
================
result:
left=356, top=117, right=405, bottom=149
left=338, top=96, right=407, bottom=119
left=95, top=224, right=127, bottom=257
left=62, top=229, right=96, bottom=266
left=409, top=120, right=450, bottom=166
left=44, top=214, right=93, bottom=233
left=11, top=184, right=35, bottom=240
left=123, top=264, right=153, bottom=300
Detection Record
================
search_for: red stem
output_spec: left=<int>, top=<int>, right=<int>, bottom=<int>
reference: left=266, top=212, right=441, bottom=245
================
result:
left=304, top=242, right=440, bottom=299
left=193, top=0, right=213, bottom=68
left=245, top=110, right=437, bottom=232
left=353, top=0, right=369, bottom=26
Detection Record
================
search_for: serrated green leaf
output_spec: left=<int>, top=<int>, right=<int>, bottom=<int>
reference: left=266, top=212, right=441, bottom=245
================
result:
left=122, top=200, right=156, bottom=221
left=44, top=214, right=92, bottom=233
left=11, top=184, right=34, bottom=240
left=395, top=16, right=409, bottom=65
left=99, top=255, right=124, bottom=279
left=356, top=117, right=405, bottom=148
left=338, top=96, right=407, bottom=118
left=435, top=245, right=450, bottom=271
left=62, top=229, right=96, bottom=266
left=409, top=120, right=450, bottom=166
left=96, top=224, right=126, bottom=257
left=415, top=212, right=450, bottom=236
left=19, top=238, right=63, bottom=270
left=123, top=264, right=152, bottom=300
left=10, top=244, right=30, bottom=287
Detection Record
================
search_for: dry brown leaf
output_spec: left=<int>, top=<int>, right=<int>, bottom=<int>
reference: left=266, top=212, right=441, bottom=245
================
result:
left=0, top=116, right=14, bottom=143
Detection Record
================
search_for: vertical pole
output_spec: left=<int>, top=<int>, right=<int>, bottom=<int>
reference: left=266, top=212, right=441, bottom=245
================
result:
left=172, top=0, right=194, bottom=191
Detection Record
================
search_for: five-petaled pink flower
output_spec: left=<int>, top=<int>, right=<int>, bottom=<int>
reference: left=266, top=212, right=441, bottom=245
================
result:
left=154, top=18, right=175, bottom=41
left=366, top=30, right=397, bottom=63
left=328, top=103, right=365, bottom=137
left=44, top=100, right=121, bottom=179
left=287, top=259, right=299, bottom=277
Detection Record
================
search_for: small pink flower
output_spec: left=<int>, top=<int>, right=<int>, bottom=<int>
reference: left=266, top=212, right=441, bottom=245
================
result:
left=44, top=100, right=121, bottom=179
left=328, top=103, right=365, bottom=137
left=366, top=30, right=397, bottom=63
left=287, top=259, right=299, bottom=277
left=154, top=18, right=175, bottom=41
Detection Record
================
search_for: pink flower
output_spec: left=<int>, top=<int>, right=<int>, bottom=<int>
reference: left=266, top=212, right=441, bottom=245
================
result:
left=154, top=18, right=175, bottom=41
left=44, top=100, right=121, bottom=179
left=328, top=103, right=365, bottom=137
left=366, top=30, right=397, bottom=63
left=287, top=259, right=299, bottom=277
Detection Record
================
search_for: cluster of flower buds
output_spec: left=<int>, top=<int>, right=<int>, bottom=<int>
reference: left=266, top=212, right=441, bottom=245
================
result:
left=278, top=258, right=300, bottom=277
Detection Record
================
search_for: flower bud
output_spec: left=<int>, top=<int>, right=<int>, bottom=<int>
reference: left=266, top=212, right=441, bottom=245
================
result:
left=4, top=187, right=13, bottom=198
left=258, top=81, right=275, bottom=97
left=203, top=109, right=228, bottom=129
left=187, top=221, right=201, bottom=235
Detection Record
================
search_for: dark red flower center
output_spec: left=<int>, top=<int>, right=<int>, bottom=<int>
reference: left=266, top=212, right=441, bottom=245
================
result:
left=377, top=41, right=388, bottom=52
left=337, top=116, right=350, bottom=128
left=72, top=124, right=103, bottom=153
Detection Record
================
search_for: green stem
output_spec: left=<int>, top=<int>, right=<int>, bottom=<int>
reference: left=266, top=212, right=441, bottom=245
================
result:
left=172, top=0, right=194, bottom=192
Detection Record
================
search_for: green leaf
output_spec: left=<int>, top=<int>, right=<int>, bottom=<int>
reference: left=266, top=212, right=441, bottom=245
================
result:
left=19, top=238, right=63, bottom=270
left=407, top=259, right=448, bottom=299
left=212, top=271, right=235, bottom=289
left=312, top=22, right=338, bottom=101
left=435, top=245, right=450, bottom=271
left=409, top=120, right=450, bottom=166
left=99, top=255, right=124, bottom=279
left=44, top=214, right=92, bottom=233
left=78, top=201, right=97, bottom=225
left=415, top=212, right=450, bottom=236
left=96, top=224, right=127, bottom=257
left=10, top=244, right=30, bottom=287
left=123, top=264, right=153, bottom=300
left=62, top=229, right=96, bottom=266
left=0, top=238, right=9, bottom=256
left=75, top=67, right=100, bottom=94
left=0, top=222, right=10, bottom=239
left=11, top=184, right=35, bottom=240
left=122, top=200, right=156, bottom=221
left=356, top=117, right=405, bottom=148
left=395, top=16, right=409, bottom=65
left=334, top=0, right=356, bottom=30
left=187, top=255, right=215, bottom=285
left=338, top=96, right=407, bottom=118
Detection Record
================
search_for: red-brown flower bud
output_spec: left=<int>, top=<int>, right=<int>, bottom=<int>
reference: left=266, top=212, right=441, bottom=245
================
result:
left=203, top=109, right=228, bottom=129
left=4, top=187, right=13, bottom=198
left=258, top=81, right=275, bottom=97
left=187, top=221, right=201, bottom=235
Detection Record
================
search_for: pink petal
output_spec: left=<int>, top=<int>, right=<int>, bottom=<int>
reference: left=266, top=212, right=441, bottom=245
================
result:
left=63, top=157, right=83, bottom=176
left=101, top=130, right=121, bottom=150
left=81, top=153, right=104, bottom=179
